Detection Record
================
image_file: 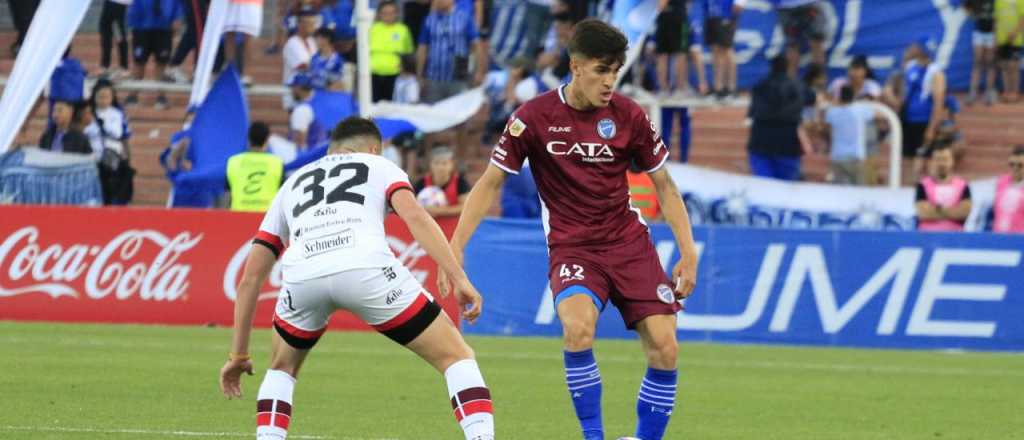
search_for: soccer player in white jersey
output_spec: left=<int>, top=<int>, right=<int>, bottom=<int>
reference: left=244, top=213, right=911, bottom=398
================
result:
left=219, top=117, right=495, bottom=440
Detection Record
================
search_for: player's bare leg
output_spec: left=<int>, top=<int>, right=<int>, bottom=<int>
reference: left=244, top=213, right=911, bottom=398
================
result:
left=404, top=311, right=495, bottom=440
left=633, top=314, right=679, bottom=440
left=556, top=293, right=604, bottom=440
left=254, top=330, right=312, bottom=439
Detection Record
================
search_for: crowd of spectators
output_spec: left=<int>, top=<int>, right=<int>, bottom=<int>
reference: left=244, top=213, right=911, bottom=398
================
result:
left=3, top=0, right=1024, bottom=233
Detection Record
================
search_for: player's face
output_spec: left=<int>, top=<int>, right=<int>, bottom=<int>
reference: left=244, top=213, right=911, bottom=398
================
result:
left=930, top=149, right=954, bottom=179
left=571, top=57, right=621, bottom=108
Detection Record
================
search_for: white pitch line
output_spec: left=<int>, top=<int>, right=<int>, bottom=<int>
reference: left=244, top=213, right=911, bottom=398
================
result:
left=0, top=425, right=403, bottom=440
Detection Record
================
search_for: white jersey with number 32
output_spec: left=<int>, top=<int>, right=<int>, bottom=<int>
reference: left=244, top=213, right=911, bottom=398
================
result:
left=256, top=153, right=413, bottom=282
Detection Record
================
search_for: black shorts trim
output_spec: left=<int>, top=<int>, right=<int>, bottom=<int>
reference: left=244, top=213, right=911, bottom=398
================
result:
left=380, top=299, right=442, bottom=345
left=274, top=320, right=322, bottom=350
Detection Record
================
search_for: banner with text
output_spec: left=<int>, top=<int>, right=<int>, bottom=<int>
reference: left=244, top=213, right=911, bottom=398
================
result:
left=0, top=206, right=459, bottom=329
left=667, top=163, right=997, bottom=232
left=726, top=0, right=974, bottom=90
left=463, top=219, right=1024, bottom=351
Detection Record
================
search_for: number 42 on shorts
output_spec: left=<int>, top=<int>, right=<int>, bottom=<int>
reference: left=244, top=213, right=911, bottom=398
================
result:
left=559, top=264, right=585, bottom=281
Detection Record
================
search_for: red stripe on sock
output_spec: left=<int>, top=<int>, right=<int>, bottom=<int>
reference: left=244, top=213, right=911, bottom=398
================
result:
left=273, top=413, right=291, bottom=430
left=257, top=412, right=272, bottom=426
left=454, top=400, right=493, bottom=422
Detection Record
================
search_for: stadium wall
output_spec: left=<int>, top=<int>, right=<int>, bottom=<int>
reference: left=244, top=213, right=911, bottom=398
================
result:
left=462, top=219, right=1024, bottom=352
left=0, top=205, right=460, bottom=330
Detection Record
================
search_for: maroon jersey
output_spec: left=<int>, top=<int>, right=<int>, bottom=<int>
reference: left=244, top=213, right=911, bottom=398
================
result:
left=491, top=85, right=670, bottom=249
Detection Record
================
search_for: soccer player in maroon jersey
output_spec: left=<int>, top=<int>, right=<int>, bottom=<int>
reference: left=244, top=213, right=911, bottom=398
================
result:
left=442, top=19, right=699, bottom=440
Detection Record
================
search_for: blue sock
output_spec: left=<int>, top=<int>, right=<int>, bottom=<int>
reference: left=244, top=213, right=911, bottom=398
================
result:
left=635, top=367, right=677, bottom=440
left=564, top=349, right=603, bottom=440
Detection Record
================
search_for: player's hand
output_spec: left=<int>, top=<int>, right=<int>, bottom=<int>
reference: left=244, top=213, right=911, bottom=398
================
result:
left=437, top=246, right=465, bottom=298
left=452, top=277, right=483, bottom=324
left=672, top=255, right=697, bottom=301
left=219, top=358, right=254, bottom=399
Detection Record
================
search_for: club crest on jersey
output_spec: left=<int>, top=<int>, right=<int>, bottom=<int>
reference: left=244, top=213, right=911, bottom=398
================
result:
left=656, top=284, right=675, bottom=304
left=508, top=117, right=526, bottom=137
left=597, top=118, right=616, bottom=139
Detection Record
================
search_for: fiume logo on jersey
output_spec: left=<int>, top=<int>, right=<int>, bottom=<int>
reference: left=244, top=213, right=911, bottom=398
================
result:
left=546, top=141, right=614, bottom=163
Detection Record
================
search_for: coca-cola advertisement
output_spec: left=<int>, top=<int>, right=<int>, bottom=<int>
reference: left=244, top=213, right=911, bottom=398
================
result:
left=0, top=205, right=460, bottom=330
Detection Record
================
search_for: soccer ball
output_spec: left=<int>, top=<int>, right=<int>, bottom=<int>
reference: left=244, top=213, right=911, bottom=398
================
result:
left=416, top=185, right=448, bottom=207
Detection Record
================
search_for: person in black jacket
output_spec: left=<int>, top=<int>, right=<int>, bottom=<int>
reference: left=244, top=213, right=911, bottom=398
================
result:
left=746, top=56, right=810, bottom=181
left=38, top=100, right=92, bottom=155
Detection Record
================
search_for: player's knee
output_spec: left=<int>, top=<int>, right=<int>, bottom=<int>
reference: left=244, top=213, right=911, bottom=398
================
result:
left=562, top=320, right=596, bottom=351
left=646, top=338, right=679, bottom=368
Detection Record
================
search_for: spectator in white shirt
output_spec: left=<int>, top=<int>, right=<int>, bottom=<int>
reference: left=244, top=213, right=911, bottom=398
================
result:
left=827, top=55, right=882, bottom=102
left=282, top=7, right=319, bottom=108
left=823, top=85, right=879, bottom=185
left=288, top=73, right=326, bottom=151
left=393, top=55, right=421, bottom=104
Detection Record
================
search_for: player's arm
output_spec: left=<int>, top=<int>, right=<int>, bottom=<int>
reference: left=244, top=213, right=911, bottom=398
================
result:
left=649, top=167, right=699, bottom=299
left=219, top=241, right=276, bottom=399
left=391, top=189, right=483, bottom=323
left=448, top=164, right=508, bottom=263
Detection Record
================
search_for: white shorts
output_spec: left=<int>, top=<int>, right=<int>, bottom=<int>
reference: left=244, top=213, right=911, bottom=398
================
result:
left=223, top=2, right=264, bottom=37
left=273, top=263, right=441, bottom=348
left=974, top=31, right=996, bottom=49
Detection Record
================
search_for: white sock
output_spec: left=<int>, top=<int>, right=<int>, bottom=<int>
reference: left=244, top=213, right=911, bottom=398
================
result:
left=256, top=369, right=296, bottom=440
left=444, top=359, right=495, bottom=440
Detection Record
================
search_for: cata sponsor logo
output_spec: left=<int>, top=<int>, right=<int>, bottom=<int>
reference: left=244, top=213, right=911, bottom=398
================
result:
left=0, top=226, right=201, bottom=301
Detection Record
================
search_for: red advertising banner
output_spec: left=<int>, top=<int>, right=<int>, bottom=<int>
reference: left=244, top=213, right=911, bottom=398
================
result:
left=0, top=205, right=460, bottom=331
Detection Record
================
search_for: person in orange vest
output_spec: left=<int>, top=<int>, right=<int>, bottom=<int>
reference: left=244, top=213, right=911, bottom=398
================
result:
left=412, top=146, right=470, bottom=217
left=993, top=145, right=1024, bottom=233
left=915, top=142, right=973, bottom=231
left=627, top=171, right=663, bottom=222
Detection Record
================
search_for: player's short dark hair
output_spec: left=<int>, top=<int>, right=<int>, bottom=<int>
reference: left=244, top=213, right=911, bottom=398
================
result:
left=331, top=116, right=382, bottom=145
left=567, top=19, right=627, bottom=67
left=248, top=121, right=270, bottom=147
left=839, top=85, right=854, bottom=103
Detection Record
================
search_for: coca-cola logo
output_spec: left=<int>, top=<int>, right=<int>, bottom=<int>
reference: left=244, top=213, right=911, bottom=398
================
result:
left=222, top=235, right=431, bottom=301
left=0, top=227, right=202, bottom=301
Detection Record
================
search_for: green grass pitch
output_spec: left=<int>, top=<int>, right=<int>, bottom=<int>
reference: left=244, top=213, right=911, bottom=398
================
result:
left=0, top=321, right=1021, bottom=439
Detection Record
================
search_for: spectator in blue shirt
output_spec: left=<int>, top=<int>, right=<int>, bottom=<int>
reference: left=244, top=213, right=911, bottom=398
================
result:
left=416, top=0, right=487, bottom=103
left=126, top=0, right=183, bottom=110
left=310, top=28, right=346, bottom=90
